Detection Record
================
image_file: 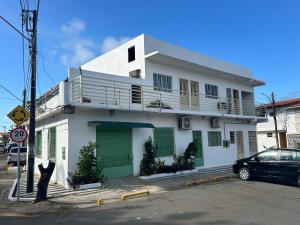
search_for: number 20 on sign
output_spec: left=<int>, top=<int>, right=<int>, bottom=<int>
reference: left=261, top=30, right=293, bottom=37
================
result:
left=10, top=127, right=28, bottom=143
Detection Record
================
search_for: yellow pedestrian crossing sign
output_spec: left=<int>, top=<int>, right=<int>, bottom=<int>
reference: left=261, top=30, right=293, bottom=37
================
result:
left=7, top=105, right=30, bottom=126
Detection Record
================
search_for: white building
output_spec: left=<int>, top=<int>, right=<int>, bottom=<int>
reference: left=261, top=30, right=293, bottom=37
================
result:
left=257, top=98, right=300, bottom=151
left=34, top=34, right=266, bottom=187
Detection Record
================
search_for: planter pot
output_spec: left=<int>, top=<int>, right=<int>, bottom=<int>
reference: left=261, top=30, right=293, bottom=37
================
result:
left=139, top=168, right=198, bottom=180
left=79, top=182, right=102, bottom=190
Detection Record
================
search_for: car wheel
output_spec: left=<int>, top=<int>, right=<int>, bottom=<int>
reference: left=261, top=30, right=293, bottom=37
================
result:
left=239, top=167, right=250, bottom=181
left=297, top=175, right=300, bottom=187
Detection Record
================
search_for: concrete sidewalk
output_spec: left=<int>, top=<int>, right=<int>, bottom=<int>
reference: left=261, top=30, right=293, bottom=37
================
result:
left=50, top=167, right=236, bottom=205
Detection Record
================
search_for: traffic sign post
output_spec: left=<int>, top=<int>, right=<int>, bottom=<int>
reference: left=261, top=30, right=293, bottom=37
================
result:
left=10, top=127, right=28, bottom=204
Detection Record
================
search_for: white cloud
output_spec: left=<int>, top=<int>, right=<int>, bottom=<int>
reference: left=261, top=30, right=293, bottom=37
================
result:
left=52, top=18, right=131, bottom=67
left=100, top=36, right=131, bottom=53
left=60, top=38, right=96, bottom=66
left=61, top=18, right=85, bottom=35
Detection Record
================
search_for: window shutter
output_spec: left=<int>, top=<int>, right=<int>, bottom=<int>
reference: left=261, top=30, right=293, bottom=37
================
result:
left=154, top=128, right=174, bottom=156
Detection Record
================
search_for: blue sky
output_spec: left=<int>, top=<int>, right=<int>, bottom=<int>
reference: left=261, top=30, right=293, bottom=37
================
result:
left=1, top=0, right=300, bottom=129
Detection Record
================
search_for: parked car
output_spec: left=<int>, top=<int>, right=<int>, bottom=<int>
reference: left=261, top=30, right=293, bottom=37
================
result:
left=233, top=148, right=300, bottom=187
left=0, top=144, right=5, bottom=154
left=6, top=143, right=17, bottom=154
left=7, top=147, right=27, bottom=166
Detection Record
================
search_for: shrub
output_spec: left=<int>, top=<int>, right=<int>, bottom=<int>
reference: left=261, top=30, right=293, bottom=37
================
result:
left=140, top=137, right=158, bottom=176
left=67, top=141, right=103, bottom=188
left=296, top=143, right=300, bottom=149
left=67, top=172, right=81, bottom=190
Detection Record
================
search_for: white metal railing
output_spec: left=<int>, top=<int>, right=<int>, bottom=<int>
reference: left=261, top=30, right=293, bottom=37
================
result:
left=70, top=75, right=267, bottom=117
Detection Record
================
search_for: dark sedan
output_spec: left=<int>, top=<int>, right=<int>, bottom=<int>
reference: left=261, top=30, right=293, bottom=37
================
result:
left=233, top=148, right=300, bottom=187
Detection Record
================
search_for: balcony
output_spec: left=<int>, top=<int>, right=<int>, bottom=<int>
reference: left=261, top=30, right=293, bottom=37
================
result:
left=70, top=75, right=266, bottom=119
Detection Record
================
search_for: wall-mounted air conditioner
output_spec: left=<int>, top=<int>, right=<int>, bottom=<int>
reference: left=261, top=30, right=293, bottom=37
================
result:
left=210, top=117, right=220, bottom=128
left=178, top=117, right=192, bottom=130
left=129, top=69, right=141, bottom=78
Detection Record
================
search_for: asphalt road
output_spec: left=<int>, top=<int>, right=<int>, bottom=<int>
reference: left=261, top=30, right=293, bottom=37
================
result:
left=0, top=174, right=299, bottom=225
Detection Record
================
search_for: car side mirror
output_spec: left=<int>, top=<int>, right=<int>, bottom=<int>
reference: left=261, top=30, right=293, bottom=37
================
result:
left=254, top=157, right=260, bottom=162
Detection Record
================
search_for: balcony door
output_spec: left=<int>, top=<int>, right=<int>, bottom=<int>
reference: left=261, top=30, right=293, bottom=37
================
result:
left=190, top=81, right=199, bottom=111
left=226, top=88, right=240, bottom=114
left=180, top=79, right=189, bottom=110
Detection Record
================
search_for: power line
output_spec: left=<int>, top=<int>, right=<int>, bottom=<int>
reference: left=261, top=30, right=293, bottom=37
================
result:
left=0, top=85, right=23, bottom=102
left=0, top=15, right=30, bottom=41
left=38, top=53, right=56, bottom=86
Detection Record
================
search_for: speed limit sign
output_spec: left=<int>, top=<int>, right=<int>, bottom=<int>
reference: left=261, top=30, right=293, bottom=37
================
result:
left=10, top=127, right=28, bottom=143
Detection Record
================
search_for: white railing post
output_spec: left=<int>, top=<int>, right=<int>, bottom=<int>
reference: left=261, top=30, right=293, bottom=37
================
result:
left=141, top=85, right=144, bottom=110
left=80, top=76, right=83, bottom=103
left=129, top=89, right=131, bottom=109
left=159, top=93, right=162, bottom=111
left=105, top=86, right=107, bottom=107
left=119, top=90, right=121, bottom=107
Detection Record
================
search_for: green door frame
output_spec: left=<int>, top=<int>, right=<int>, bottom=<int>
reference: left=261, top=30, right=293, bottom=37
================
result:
left=193, top=130, right=204, bottom=167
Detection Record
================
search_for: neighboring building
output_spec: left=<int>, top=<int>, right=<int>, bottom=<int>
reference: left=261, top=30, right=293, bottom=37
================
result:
left=34, top=34, right=266, bottom=187
left=257, top=98, right=300, bottom=151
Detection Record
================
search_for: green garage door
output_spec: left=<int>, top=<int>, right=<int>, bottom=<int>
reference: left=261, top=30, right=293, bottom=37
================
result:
left=96, top=127, right=133, bottom=178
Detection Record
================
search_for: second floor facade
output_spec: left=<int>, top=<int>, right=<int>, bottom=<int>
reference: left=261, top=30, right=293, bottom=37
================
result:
left=36, top=34, right=266, bottom=120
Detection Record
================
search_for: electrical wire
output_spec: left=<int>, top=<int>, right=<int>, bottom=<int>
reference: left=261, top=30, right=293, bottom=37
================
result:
left=37, top=53, right=56, bottom=86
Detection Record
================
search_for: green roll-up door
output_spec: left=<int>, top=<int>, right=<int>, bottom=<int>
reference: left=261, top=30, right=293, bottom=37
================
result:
left=96, top=127, right=133, bottom=178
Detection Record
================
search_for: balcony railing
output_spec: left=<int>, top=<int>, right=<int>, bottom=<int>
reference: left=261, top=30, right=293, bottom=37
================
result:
left=70, top=75, right=266, bottom=118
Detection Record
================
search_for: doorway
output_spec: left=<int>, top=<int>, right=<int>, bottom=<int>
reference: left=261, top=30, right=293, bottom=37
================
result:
left=279, top=132, right=287, bottom=148
left=180, top=79, right=189, bottom=110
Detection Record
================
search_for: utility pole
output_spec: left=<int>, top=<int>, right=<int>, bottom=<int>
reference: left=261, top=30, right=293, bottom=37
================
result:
left=26, top=10, right=37, bottom=193
left=271, top=92, right=279, bottom=148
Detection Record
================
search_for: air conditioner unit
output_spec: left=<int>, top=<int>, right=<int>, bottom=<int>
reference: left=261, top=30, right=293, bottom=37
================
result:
left=129, top=69, right=141, bottom=78
left=178, top=117, right=192, bottom=130
left=210, top=117, right=220, bottom=128
left=37, top=106, right=45, bottom=115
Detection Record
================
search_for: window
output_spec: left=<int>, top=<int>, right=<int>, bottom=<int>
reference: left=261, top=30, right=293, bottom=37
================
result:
left=257, top=150, right=278, bottom=161
left=230, top=131, right=235, bottom=144
left=36, top=131, right=42, bottom=157
left=205, top=84, right=218, bottom=99
left=131, top=85, right=142, bottom=104
left=153, top=73, right=172, bottom=92
left=48, top=127, right=56, bottom=160
left=128, top=46, right=135, bottom=62
left=280, top=150, right=300, bottom=161
left=267, top=132, right=273, bottom=137
left=154, top=128, right=174, bottom=156
left=208, top=131, right=222, bottom=147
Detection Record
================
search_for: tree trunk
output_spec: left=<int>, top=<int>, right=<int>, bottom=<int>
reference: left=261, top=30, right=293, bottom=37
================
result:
left=35, top=161, right=56, bottom=202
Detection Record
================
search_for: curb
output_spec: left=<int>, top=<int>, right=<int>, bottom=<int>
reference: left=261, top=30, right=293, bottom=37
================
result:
left=185, top=175, right=237, bottom=187
left=121, top=190, right=150, bottom=200
left=7, top=178, right=35, bottom=202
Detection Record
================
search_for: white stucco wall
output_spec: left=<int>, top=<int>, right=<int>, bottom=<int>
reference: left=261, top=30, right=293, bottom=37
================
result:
left=81, top=35, right=146, bottom=78
left=35, top=114, right=69, bottom=187
left=144, top=35, right=253, bottom=79
left=67, top=108, right=256, bottom=177
left=144, top=60, right=254, bottom=99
